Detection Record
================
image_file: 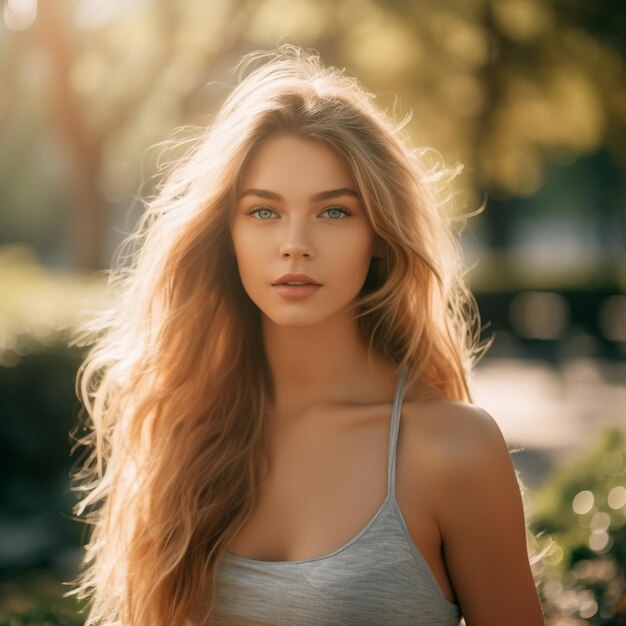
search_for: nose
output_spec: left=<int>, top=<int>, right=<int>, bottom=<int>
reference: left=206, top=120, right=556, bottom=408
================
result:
left=278, top=223, right=314, bottom=259
left=280, top=242, right=312, bottom=258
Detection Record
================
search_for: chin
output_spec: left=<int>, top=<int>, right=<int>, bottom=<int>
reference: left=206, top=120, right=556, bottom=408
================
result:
left=261, top=303, right=358, bottom=330
left=263, top=312, right=328, bottom=328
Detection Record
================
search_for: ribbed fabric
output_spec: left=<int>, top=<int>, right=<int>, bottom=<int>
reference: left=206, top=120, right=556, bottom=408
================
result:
left=212, top=365, right=462, bottom=625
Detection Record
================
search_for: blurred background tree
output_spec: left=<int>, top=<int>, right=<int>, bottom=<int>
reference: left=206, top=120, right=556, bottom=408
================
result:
left=1, top=0, right=624, bottom=275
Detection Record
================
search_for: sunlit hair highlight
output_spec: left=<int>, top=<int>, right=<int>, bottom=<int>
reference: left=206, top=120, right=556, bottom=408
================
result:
left=67, top=44, right=501, bottom=625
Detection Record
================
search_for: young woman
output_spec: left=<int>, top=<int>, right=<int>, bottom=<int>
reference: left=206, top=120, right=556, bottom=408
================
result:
left=68, top=45, right=546, bottom=625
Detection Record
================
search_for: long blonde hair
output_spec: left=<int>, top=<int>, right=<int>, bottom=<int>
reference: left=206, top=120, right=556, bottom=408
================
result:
left=67, top=44, right=490, bottom=625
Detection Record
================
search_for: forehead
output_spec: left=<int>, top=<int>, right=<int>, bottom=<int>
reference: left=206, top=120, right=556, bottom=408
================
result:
left=239, top=135, right=354, bottom=191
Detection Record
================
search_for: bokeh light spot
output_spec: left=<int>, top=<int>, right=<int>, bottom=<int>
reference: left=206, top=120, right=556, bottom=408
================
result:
left=607, top=485, right=626, bottom=510
left=578, top=592, right=598, bottom=619
left=510, top=291, right=569, bottom=340
left=588, top=530, right=611, bottom=552
left=3, top=0, right=37, bottom=30
left=572, top=490, right=594, bottom=515
left=590, top=511, right=610, bottom=532
left=599, top=295, right=626, bottom=343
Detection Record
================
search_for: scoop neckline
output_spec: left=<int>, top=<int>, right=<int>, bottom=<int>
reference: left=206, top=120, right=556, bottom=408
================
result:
left=222, top=493, right=393, bottom=567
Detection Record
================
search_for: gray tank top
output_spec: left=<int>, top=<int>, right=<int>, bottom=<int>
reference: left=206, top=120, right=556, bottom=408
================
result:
left=212, top=365, right=462, bottom=625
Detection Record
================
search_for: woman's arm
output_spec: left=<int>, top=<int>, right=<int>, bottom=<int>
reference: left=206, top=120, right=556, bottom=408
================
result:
left=433, top=405, right=545, bottom=626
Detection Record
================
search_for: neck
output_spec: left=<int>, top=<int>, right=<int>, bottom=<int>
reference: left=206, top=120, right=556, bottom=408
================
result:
left=261, top=310, right=397, bottom=419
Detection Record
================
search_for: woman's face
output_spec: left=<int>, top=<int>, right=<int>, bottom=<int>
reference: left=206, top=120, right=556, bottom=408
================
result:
left=229, top=134, right=377, bottom=328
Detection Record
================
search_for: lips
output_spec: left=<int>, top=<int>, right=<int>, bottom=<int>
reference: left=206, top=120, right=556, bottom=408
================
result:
left=272, top=273, right=321, bottom=286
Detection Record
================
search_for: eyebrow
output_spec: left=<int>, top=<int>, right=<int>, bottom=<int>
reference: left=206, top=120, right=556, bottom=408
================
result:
left=237, top=187, right=361, bottom=203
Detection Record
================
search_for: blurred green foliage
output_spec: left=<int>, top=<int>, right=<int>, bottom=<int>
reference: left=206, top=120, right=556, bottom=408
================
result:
left=0, top=244, right=106, bottom=364
left=531, top=426, right=626, bottom=624
left=0, top=570, right=85, bottom=626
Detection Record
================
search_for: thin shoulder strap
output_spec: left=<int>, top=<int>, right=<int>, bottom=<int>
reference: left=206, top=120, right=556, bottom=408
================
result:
left=387, top=363, right=410, bottom=498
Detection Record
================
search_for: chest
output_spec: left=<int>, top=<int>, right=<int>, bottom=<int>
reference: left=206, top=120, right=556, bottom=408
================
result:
left=224, top=406, right=457, bottom=605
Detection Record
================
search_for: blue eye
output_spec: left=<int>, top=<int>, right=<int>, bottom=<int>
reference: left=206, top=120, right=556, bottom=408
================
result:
left=322, top=206, right=352, bottom=219
left=246, top=205, right=353, bottom=220
left=247, top=206, right=278, bottom=220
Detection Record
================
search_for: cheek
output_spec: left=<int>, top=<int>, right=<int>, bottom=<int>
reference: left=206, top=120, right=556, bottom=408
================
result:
left=322, top=230, right=374, bottom=291
left=230, top=228, right=277, bottom=305
left=353, top=230, right=377, bottom=285
left=230, top=227, right=257, bottom=284
left=338, top=228, right=375, bottom=268
left=231, top=224, right=262, bottom=262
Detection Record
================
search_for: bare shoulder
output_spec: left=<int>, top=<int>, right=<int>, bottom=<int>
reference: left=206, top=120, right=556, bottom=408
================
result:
left=399, top=397, right=521, bottom=533
left=402, top=400, right=544, bottom=626
left=402, top=398, right=545, bottom=624
left=401, top=397, right=507, bottom=470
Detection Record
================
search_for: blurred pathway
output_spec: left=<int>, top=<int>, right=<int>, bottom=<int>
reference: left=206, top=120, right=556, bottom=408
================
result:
left=470, top=357, right=626, bottom=487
